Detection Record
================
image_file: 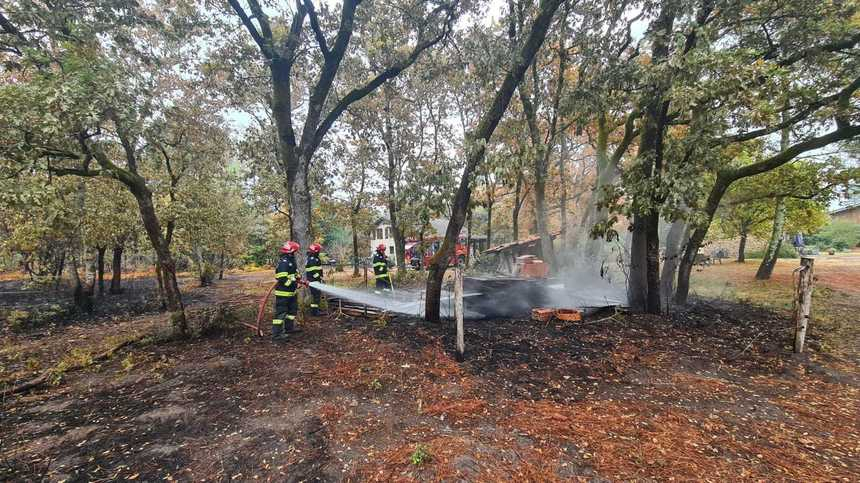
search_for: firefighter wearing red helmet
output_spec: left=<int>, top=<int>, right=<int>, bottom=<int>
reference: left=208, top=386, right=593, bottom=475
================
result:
left=372, top=243, right=391, bottom=293
left=273, top=241, right=302, bottom=340
left=305, top=243, right=324, bottom=315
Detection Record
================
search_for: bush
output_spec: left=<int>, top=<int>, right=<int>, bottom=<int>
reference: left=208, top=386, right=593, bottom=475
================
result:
left=746, top=243, right=798, bottom=259
left=806, top=221, right=860, bottom=251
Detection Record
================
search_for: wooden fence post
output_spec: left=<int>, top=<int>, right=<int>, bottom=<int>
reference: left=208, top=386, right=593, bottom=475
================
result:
left=794, top=257, right=814, bottom=353
left=454, top=267, right=465, bottom=360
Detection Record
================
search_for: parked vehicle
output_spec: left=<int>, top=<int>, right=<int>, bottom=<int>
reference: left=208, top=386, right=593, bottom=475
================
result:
left=405, top=237, right=469, bottom=269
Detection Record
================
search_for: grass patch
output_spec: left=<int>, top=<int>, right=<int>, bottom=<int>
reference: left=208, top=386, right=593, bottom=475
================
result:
left=410, top=444, right=431, bottom=466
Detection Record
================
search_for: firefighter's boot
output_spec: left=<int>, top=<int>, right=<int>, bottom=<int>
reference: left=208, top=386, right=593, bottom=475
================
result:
left=271, top=321, right=288, bottom=341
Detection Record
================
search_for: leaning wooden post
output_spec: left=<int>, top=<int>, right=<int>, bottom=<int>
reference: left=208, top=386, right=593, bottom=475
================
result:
left=794, top=257, right=815, bottom=353
left=454, top=266, right=465, bottom=360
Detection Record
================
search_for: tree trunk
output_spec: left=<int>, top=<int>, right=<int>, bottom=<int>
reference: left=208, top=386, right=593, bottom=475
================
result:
left=466, top=208, right=473, bottom=267
left=96, top=246, right=106, bottom=296
left=737, top=229, right=747, bottom=263
left=533, top=170, right=556, bottom=271
left=660, top=219, right=688, bottom=306
left=626, top=3, right=676, bottom=315
left=218, top=252, right=225, bottom=280
left=110, top=244, right=123, bottom=294
left=388, top=199, right=406, bottom=271
left=54, top=251, right=65, bottom=290
left=755, top=196, right=786, bottom=280
left=628, top=218, right=648, bottom=311
left=382, top=91, right=407, bottom=272
left=676, top=176, right=731, bottom=305
left=644, top=211, right=662, bottom=313
left=131, top=187, right=187, bottom=337
left=512, top=172, right=523, bottom=241
left=559, top=140, right=568, bottom=252
left=424, top=0, right=565, bottom=322
left=70, top=255, right=94, bottom=313
left=579, top=113, right=623, bottom=257
left=351, top=218, right=360, bottom=277
left=287, top=154, right=312, bottom=274
left=486, top=197, right=494, bottom=247
left=755, top=113, right=792, bottom=280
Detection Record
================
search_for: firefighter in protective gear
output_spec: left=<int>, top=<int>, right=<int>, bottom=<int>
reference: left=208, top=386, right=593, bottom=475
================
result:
left=372, top=243, right=391, bottom=293
left=305, top=243, right=324, bottom=315
left=273, top=241, right=301, bottom=340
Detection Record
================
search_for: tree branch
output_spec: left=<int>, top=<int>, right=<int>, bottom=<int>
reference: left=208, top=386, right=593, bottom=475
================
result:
left=610, top=109, right=640, bottom=165
left=715, top=76, right=860, bottom=145
left=0, top=11, right=28, bottom=46
left=303, top=0, right=330, bottom=58
left=227, top=0, right=273, bottom=59
left=48, top=165, right=101, bottom=177
left=728, top=123, right=860, bottom=182
left=776, top=31, right=860, bottom=66
left=309, top=1, right=457, bottom=155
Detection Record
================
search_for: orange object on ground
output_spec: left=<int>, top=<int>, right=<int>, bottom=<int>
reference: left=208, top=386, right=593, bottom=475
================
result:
left=532, top=308, right=554, bottom=322
left=555, top=309, right=582, bottom=321
left=516, top=255, right=550, bottom=278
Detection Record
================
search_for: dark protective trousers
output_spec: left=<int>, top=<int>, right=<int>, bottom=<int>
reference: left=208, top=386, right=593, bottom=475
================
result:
left=309, top=287, right=322, bottom=312
left=272, top=294, right=297, bottom=338
left=375, top=276, right=391, bottom=291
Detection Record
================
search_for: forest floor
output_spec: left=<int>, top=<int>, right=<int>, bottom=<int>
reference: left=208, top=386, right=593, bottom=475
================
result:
left=1, top=255, right=858, bottom=481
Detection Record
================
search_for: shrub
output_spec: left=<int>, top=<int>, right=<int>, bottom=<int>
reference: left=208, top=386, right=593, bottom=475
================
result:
left=806, top=221, right=860, bottom=251
left=746, top=243, right=798, bottom=259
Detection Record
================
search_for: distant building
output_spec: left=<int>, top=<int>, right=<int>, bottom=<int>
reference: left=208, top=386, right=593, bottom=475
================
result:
left=830, top=202, right=860, bottom=224
left=369, top=220, right=398, bottom=264
left=369, top=217, right=488, bottom=267
left=829, top=183, right=860, bottom=224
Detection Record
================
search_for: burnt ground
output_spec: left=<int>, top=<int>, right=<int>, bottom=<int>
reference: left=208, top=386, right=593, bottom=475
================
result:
left=1, top=271, right=859, bottom=481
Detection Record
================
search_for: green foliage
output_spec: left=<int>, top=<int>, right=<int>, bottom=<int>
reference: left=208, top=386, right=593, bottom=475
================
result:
left=807, top=221, right=860, bottom=251
left=3, top=310, right=30, bottom=331
left=410, top=444, right=431, bottom=466
left=746, top=243, right=798, bottom=260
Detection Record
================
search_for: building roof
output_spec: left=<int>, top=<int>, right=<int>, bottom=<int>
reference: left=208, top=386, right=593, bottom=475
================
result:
left=428, top=218, right=487, bottom=240
left=829, top=200, right=860, bottom=215
left=484, top=233, right=558, bottom=254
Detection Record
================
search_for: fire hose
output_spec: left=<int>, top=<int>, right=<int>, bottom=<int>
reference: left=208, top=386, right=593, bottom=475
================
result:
left=252, top=279, right=310, bottom=337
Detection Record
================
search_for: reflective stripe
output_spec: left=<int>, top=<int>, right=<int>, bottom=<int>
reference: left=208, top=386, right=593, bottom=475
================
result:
left=306, top=266, right=323, bottom=272
left=310, top=304, right=319, bottom=308
left=375, top=273, right=389, bottom=279
left=275, top=290, right=296, bottom=297
left=272, top=319, right=284, bottom=325
left=275, top=272, right=290, bottom=279
left=373, top=262, right=387, bottom=267
left=286, top=315, right=296, bottom=320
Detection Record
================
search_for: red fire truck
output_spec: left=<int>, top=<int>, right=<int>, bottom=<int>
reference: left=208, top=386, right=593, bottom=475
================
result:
left=405, top=236, right=470, bottom=269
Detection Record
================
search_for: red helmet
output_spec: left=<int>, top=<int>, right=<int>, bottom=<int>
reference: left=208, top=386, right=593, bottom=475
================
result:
left=308, top=243, right=322, bottom=254
left=377, top=243, right=387, bottom=253
left=280, top=241, right=300, bottom=254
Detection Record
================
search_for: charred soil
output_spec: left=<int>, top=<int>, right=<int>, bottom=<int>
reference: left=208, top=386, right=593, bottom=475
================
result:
left=1, top=272, right=858, bottom=481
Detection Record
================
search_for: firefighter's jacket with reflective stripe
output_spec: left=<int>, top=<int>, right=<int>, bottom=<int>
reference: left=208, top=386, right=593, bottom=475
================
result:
left=372, top=251, right=389, bottom=279
left=275, top=254, right=298, bottom=296
left=306, top=253, right=323, bottom=282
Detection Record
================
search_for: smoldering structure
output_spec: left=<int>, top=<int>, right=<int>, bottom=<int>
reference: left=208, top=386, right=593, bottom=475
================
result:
left=310, top=245, right=627, bottom=320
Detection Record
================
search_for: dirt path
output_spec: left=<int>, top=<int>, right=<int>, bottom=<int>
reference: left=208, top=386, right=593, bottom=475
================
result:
left=2, top=284, right=858, bottom=481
